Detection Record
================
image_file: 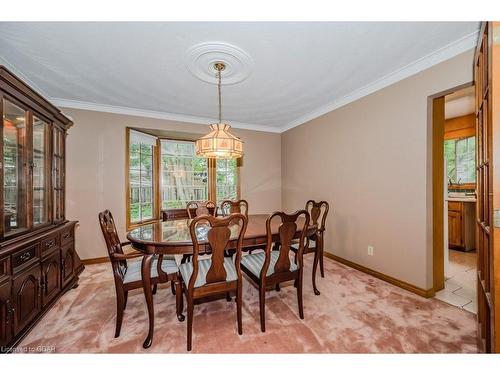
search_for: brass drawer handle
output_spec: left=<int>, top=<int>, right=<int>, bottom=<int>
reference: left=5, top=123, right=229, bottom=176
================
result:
left=19, top=251, right=32, bottom=262
left=63, top=233, right=71, bottom=239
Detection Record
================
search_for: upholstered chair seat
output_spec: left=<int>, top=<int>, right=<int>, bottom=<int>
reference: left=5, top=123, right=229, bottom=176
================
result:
left=123, top=256, right=179, bottom=283
left=179, top=258, right=237, bottom=288
left=241, top=251, right=298, bottom=278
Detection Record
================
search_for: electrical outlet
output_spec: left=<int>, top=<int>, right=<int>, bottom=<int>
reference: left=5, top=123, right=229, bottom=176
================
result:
left=367, top=245, right=374, bottom=256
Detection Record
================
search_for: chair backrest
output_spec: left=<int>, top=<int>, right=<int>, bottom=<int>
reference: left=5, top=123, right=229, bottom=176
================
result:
left=186, top=200, right=216, bottom=219
left=220, top=199, right=249, bottom=217
left=188, top=213, right=247, bottom=291
left=261, top=210, right=310, bottom=278
left=305, top=200, right=329, bottom=232
left=98, top=209, right=127, bottom=280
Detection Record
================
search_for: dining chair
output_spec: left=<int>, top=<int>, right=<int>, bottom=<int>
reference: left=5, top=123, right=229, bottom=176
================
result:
left=290, top=200, right=329, bottom=295
left=220, top=199, right=249, bottom=217
left=186, top=200, right=216, bottom=219
left=178, top=213, right=248, bottom=351
left=98, top=209, right=182, bottom=338
left=240, top=210, right=310, bottom=332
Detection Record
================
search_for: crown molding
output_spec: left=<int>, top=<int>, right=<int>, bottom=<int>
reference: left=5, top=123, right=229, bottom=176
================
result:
left=50, top=98, right=281, bottom=133
left=1, top=30, right=479, bottom=135
left=280, top=30, right=479, bottom=133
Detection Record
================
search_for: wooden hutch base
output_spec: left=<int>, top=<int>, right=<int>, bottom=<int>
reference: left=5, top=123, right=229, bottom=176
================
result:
left=0, top=66, right=84, bottom=353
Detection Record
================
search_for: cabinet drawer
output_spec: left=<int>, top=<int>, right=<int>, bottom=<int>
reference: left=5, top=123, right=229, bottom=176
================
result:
left=41, top=234, right=59, bottom=255
left=11, top=245, right=39, bottom=273
left=448, top=201, right=462, bottom=211
left=60, top=228, right=74, bottom=245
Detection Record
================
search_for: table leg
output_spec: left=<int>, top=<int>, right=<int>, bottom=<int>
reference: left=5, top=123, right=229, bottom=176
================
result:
left=141, top=254, right=155, bottom=349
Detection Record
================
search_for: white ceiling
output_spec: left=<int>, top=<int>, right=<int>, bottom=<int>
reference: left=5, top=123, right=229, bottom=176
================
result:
left=445, top=86, right=475, bottom=119
left=445, top=96, right=475, bottom=119
left=0, top=22, right=480, bottom=132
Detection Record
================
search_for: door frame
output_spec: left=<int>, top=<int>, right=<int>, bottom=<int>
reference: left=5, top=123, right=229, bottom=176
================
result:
left=430, top=81, right=474, bottom=293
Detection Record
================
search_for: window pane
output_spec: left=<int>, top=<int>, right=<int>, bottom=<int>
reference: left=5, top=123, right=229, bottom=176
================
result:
left=444, top=136, right=476, bottom=185
left=444, top=139, right=456, bottom=183
left=130, top=151, right=140, bottom=168
left=130, top=203, right=140, bottom=222
left=160, top=140, right=208, bottom=209
left=216, top=158, right=238, bottom=204
left=128, top=131, right=156, bottom=224
left=3, top=99, right=27, bottom=233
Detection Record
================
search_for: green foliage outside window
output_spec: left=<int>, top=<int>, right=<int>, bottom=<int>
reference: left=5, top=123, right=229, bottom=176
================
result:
left=161, top=140, right=208, bottom=209
left=216, top=158, right=238, bottom=204
left=444, top=136, right=476, bottom=184
left=129, top=133, right=155, bottom=223
left=128, top=132, right=240, bottom=223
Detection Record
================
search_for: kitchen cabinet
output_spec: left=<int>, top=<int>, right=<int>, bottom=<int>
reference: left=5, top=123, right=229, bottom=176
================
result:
left=448, top=201, right=476, bottom=251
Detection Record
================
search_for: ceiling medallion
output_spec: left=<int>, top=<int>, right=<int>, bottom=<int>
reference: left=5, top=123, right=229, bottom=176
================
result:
left=195, top=62, right=244, bottom=159
left=186, top=42, right=254, bottom=85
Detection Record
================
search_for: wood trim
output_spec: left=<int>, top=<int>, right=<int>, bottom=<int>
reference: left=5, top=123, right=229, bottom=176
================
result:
left=81, top=256, right=109, bottom=265
left=154, top=137, right=161, bottom=220
left=433, top=96, right=446, bottom=292
left=444, top=113, right=475, bottom=140
left=490, top=21, right=500, bottom=352
left=208, top=158, right=216, bottom=202
left=324, top=252, right=435, bottom=298
left=125, top=127, right=131, bottom=229
left=449, top=183, right=476, bottom=190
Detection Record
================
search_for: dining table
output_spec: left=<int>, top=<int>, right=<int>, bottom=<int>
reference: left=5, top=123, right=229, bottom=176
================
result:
left=127, top=213, right=316, bottom=348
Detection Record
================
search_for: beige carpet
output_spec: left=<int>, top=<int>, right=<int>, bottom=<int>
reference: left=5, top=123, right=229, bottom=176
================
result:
left=19, top=256, right=478, bottom=353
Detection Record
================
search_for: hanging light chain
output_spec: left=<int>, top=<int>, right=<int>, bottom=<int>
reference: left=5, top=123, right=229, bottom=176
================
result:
left=218, top=67, right=222, bottom=123
left=215, top=62, right=225, bottom=124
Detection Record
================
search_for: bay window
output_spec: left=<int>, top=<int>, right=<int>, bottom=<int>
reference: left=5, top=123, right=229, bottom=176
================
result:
left=126, top=128, right=240, bottom=228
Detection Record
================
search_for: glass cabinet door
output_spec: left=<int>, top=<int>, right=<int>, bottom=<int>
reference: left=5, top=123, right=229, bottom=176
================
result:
left=2, top=98, right=28, bottom=235
left=33, top=116, right=50, bottom=226
left=53, top=126, right=65, bottom=222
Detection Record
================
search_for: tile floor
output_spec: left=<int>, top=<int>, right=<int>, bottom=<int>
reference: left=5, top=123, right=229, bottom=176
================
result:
left=435, top=249, right=477, bottom=313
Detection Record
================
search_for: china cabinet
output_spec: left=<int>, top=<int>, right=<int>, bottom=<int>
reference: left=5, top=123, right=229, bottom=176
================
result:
left=0, top=66, right=83, bottom=352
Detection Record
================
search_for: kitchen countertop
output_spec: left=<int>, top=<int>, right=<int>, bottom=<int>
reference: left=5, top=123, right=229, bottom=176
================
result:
left=446, top=197, right=477, bottom=203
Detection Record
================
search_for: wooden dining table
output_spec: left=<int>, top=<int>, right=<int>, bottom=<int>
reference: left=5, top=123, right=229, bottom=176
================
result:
left=127, top=213, right=316, bottom=348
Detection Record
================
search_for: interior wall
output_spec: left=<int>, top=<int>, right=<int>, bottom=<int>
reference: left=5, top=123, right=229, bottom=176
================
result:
left=281, top=50, right=474, bottom=290
left=63, top=108, right=282, bottom=260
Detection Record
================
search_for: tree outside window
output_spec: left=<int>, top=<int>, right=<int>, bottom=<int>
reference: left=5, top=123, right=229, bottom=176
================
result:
left=444, top=136, right=476, bottom=185
left=126, top=129, right=241, bottom=228
left=129, top=130, right=156, bottom=224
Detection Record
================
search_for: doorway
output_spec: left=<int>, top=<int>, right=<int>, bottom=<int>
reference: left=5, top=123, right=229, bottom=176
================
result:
left=435, top=86, right=477, bottom=313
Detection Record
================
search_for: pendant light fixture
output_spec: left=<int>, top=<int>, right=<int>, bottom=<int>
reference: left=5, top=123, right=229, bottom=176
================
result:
left=195, top=62, right=244, bottom=159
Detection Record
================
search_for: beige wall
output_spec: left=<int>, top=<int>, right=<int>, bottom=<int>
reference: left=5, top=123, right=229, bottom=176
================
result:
left=64, top=50, right=474, bottom=290
left=63, top=109, right=282, bottom=260
left=281, top=50, right=474, bottom=290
